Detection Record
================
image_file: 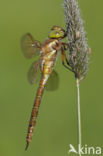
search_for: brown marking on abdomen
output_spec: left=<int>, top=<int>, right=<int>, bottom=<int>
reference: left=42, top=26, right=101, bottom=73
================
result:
left=25, top=44, right=57, bottom=150
left=25, top=77, right=46, bottom=150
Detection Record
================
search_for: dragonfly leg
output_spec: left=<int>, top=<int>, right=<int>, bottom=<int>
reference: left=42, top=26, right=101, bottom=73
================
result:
left=61, top=49, right=74, bottom=73
left=61, top=42, right=69, bottom=50
left=62, top=62, right=73, bottom=72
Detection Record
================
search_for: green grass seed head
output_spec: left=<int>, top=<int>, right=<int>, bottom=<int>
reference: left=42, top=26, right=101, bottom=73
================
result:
left=63, top=0, right=90, bottom=84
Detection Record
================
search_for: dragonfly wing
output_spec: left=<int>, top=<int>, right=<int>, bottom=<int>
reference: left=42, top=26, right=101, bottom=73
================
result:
left=21, top=33, right=41, bottom=59
left=46, top=70, right=59, bottom=91
left=27, top=60, right=41, bottom=84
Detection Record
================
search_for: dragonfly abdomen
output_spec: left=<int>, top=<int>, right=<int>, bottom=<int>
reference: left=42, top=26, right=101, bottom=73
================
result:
left=26, top=51, right=57, bottom=150
left=25, top=74, right=49, bottom=150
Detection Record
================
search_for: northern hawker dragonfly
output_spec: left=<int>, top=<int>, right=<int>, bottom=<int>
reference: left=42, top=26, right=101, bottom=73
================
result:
left=21, top=26, right=72, bottom=150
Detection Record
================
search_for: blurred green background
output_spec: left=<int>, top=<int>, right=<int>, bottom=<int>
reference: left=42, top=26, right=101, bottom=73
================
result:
left=0, top=0, right=103, bottom=155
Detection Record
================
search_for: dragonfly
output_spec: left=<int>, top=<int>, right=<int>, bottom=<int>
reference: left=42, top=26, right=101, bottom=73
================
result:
left=21, top=26, right=73, bottom=150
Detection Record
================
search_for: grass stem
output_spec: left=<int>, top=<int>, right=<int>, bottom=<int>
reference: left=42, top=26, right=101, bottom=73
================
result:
left=76, top=79, right=82, bottom=156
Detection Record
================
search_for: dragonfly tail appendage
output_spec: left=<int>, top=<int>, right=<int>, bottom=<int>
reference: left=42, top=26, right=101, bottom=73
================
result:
left=25, top=75, right=48, bottom=150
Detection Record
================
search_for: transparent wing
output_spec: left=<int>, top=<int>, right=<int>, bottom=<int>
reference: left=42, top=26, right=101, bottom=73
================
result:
left=27, top=60, right=41, bottom=84
left=21, top=33, right=41, bottom=59
left=46, top=70, right=59, bottom=91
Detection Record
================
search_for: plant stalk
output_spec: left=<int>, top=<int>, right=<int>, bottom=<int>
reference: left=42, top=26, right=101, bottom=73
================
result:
left=76, top=79, right=82, bottom=156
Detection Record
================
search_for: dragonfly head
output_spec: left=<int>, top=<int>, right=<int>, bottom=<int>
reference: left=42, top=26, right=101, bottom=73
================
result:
left=48, top=26, right=67, bottom=39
